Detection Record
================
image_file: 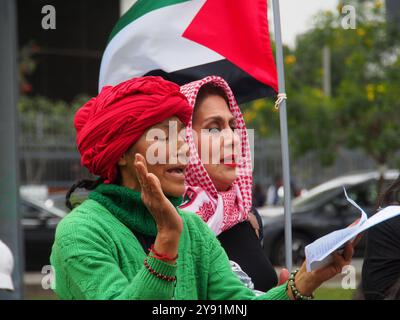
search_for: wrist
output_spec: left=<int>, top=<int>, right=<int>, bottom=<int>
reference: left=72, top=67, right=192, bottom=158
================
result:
left=287, top=269, right=315, bottom=300
left=154, top=231, right=180, bottom=264
left=149, top=244, right=178, bottom=263
left=297, top=265, right=321, bottom=294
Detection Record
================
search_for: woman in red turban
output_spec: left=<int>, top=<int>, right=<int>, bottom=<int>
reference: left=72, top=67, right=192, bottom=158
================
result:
left=73, top=76, right=191, bottom=185
left=52, top=76, right=356, bottom=300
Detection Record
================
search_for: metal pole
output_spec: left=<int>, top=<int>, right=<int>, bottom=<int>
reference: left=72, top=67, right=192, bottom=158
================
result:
left=272, top=0, right=293, bottom=271
left=323, top=45, right=331, bottom=97
left=0, top=0, right=24, bottom=299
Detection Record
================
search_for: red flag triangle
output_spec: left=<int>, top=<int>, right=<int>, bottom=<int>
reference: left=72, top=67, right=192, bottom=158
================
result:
left=182, top=0, right=278, bottom=92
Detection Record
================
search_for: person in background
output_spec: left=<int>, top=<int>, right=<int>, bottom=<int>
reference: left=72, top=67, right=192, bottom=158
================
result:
left=362, top=176, right=400, bottom=300
left=253, top=183, right=267, bottom=208
left=267, top=175, right=301, bottom=206
left=0, top=240, right=14, bottom=291
left=267, top=174, right=283, bottom=206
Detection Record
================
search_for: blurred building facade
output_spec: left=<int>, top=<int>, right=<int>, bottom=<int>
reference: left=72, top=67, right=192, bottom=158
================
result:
left=18, top=0, right=120, bottom=189
left=18, top=0, right=400, bottom=191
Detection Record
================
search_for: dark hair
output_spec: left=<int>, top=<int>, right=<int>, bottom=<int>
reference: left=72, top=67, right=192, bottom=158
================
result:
left=385, top=277, right=400, bottom=300
left=194, top=83, right=230, bottom=111
left=378, top=175, right=400, bottom=207
left=65, top=178, right=103, bottom=210
left=66, top=145, right=132, bottom=210
left=382, top=176, right=400, bottom=301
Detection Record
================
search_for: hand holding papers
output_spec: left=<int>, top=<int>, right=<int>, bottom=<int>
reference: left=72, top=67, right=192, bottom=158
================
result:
left=305, top=188, right=400, bottom=272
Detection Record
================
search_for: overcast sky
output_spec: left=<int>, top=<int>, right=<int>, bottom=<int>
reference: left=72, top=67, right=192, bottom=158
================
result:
left=274, top=0, right=338, bottom=47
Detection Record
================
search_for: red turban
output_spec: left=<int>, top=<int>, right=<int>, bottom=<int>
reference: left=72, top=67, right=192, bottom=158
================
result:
left=74, top=76, right=192, bottom=183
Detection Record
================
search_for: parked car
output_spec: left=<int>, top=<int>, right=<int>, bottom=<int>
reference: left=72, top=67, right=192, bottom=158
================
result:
left=259, top=170, right=399, bottom=266
left=21, top=195, right=66, bottom=272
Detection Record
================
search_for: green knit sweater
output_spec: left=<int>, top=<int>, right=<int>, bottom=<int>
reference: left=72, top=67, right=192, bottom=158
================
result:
left=50, top=184, right=289, bottom=300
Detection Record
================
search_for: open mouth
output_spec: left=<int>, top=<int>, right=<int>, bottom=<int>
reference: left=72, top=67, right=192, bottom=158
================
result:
left=166, top=165, right=186, bottom=179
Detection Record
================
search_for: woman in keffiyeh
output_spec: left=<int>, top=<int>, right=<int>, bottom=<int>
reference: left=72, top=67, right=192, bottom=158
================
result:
left=180, top=76, right=280, bottom=292
left=50, top=76, right=355, bottom=300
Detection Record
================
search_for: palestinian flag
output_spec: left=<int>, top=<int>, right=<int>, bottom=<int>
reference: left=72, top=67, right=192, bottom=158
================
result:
left=99, top=0, right=278, bottom=104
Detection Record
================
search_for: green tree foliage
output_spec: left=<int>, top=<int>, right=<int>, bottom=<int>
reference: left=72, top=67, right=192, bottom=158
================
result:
left=245, top=0, right=400, bottom=168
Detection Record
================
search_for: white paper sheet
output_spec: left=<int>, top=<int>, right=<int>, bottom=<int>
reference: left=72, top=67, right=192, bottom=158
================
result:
left=305, top=188, right=400, bottom=272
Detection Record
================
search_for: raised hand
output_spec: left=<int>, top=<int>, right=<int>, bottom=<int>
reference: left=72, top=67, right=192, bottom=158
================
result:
left=293, top=241, right=354, bottom=297
left=134, top=153, right=182, bottom=261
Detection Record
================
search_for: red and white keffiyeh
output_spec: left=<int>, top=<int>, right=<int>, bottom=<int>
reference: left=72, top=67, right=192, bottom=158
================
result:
left=179, top=76, right=253, bottom=235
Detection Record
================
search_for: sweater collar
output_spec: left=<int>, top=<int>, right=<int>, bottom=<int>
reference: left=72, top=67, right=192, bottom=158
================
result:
left=88, top=183, right=183, bottom=236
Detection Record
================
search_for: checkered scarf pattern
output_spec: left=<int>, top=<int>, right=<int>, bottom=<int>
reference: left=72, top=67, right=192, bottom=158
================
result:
left=180, top=76, right=253, bottom=233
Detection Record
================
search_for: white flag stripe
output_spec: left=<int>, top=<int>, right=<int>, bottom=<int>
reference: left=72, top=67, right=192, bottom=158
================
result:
left=99, top=0, right=224, bottom=91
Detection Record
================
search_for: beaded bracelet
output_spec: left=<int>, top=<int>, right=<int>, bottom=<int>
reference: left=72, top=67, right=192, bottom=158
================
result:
left=149, top=244, right=178, bottom=262
left=144, top=257, right=177, bottom=282
left=287, top=269, right=314, bottom=300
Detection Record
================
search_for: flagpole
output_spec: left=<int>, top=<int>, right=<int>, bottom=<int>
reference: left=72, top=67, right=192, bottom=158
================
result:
left=271, top=0, right=293, bottom=271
